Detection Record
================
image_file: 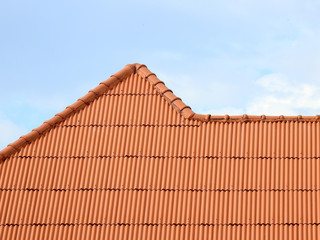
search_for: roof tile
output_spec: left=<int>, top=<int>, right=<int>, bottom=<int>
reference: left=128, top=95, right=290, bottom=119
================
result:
left=8, top=138, right=27, bottom=150
left=20, top=131, right=40, bottom=143
left=78, top=91, right=97, bottom=104
left=1, top=63, right=320, bottom=239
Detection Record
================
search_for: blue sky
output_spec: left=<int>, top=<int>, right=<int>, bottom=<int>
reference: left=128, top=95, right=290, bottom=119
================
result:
left=1, top=0, right=320, bottom=149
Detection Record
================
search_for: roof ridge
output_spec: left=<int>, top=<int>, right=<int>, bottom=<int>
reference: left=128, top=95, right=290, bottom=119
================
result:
left=0, top=64, right=136, bottom=162
left=135, top=64, right=197, bottom=120
left=1, top=63, right=320, bottom=161
left=135, top=64, right=320, bottom=123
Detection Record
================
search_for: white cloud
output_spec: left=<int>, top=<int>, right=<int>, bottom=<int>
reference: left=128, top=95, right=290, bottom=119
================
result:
left=256, top=73, right=291, bottom=92
left=246, top=73, right=320, bottom=115
left=2, top=0, right=320, bottom=122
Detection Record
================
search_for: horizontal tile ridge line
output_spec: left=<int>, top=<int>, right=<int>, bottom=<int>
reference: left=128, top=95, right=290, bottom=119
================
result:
left=207, top=115, right=320, bottom=122
left=58, top=124, right=200, bottom=127
left=1, top=188, right=320, bottom=192
left=103, top=93, right=158, bottom=96
left=15, top=155, right=320, bottom=159
left=0, top=64, right=136, bottom=162
left=2, top=222, right=320, bottom=227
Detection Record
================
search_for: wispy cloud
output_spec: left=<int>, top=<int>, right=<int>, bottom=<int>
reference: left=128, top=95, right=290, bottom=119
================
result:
left=247, top=73, right=320, bottom=115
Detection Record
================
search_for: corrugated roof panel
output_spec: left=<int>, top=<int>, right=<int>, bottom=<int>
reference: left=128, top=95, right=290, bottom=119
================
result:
left=1, top=65, right=320, bottom=239
left=2, top=156, right=320, bottom=191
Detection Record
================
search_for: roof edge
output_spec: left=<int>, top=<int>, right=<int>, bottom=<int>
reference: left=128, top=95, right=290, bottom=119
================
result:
left=1, top=63, right=320, bottom=162
left=135, top=64, right=196, bottom=120
left=0, top=64, right=136, bottom=162
left=134, top=64, right=320, bottom=123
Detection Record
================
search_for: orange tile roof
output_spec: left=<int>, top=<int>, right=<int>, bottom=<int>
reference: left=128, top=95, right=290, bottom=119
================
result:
left=1, top=63, right=320, bottom=239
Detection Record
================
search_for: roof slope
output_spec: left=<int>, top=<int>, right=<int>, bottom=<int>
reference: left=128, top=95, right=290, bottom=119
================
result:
left=1, top=64, right=320, bottom=239
left=1, top=63, right=319, bottom=162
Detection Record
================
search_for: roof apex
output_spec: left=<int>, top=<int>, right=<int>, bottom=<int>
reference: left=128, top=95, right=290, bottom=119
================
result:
left=1, top=63, right=320, bottom=162
left=0, top=64, right=136, bottom=162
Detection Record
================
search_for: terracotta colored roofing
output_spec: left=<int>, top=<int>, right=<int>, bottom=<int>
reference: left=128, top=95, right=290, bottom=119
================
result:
left=1, top=63, right=320, bottom=239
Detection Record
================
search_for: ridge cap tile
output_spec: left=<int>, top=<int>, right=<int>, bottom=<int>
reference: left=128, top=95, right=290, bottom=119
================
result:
left=0, top=63, right=135, bottom=162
